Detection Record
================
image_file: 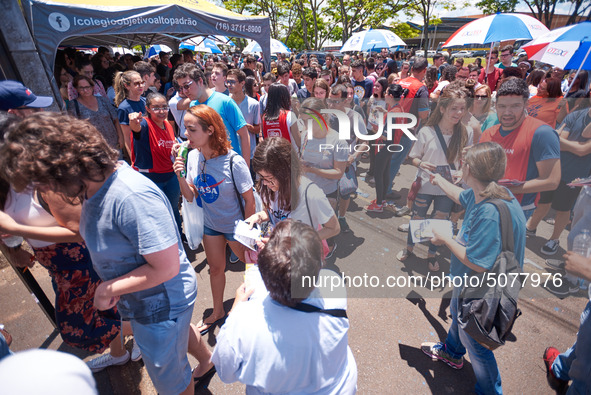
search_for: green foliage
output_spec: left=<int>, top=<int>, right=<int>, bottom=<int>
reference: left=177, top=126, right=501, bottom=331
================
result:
left=474, top=0, right=518, bottom=14
left=392, top=23, right=420, bottom=39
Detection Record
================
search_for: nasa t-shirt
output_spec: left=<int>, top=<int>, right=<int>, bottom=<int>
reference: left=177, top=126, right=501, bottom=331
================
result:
left=186, top=149, right=253, bottom=234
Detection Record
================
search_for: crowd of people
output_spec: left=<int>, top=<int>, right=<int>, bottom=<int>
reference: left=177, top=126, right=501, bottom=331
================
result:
left=0, top=42, right=589, bottom=394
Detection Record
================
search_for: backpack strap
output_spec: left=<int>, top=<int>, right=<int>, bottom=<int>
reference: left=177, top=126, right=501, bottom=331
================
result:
left=229, top=153, right=245, bottom=219
left=486, top=199, right=515, bottom=253
left=433, top=125, right=456, bottom=171
left=304, top=182, right=314, bottom=228
left=290, top=302, right=348, bottom=318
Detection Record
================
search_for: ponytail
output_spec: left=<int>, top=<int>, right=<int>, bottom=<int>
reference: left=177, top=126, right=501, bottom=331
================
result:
left=113, top=71, right=139, bottom=107
left=479, top=181, right=512, bottom=201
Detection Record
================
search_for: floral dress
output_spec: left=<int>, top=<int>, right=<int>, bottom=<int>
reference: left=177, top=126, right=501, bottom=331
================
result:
left=33, top=242, right=120, bottom=353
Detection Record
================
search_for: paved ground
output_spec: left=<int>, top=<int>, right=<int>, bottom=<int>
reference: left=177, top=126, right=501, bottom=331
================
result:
left=0, top=158, right=587, bottom=394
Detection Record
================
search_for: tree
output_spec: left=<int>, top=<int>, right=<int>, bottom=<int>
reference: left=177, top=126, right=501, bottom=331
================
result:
left=406, top=0, right=456, bottom=53
left=326, top=0, right=409, bottom=43
left=523, top=0, right=559, bottom=28
left=564, top=0, right=591, bottom=24
left=474, top=0, right=518, bottom=14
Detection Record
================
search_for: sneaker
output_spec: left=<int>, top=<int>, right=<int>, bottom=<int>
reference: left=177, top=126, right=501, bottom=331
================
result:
left=541, top=239, right=560, bottom=256
left=421, top=342, right=464, bottom=369
left=526, top=227, right=536, bottom=237
left=545, top=259, right=565, bottom=271
left=543, top=346, right=569, bottom=389
left=543, top=347, right=560, bottom=375
left=338, top=217, right=351, bottom=233
left=131, top=340, right=142, bottom=362
left=229, top=249, right=240, bottom=264
left=366, top=176, right=375, bottom=186
left=365, top=201, right=383, bottom=212
left=398, top=223, right=409, bottom=233
left=87, top=351, right=130, bottom=373
left=546, top=279, right=580, bottom=297
left=395, top=206, right=411, bottom=217
left=326, top=242, right=337, bottom=259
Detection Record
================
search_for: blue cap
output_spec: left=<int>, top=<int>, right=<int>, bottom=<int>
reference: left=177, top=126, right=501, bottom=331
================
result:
left=0, top=80, right=53, bottom=111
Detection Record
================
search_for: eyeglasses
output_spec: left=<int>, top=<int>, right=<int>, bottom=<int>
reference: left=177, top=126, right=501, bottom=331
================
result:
left=226, top=80, right=238, bottom=85
left=77, top=85, right=93, bottom=91
left=179, top=80, right=194, bottom=91
left=327, top=98, right=346, bottom=105
left=475, top=95, right=488, bottom=100
left=150, top=106, right=169, bottom=112
left=500, top=53, right=511, bottom=58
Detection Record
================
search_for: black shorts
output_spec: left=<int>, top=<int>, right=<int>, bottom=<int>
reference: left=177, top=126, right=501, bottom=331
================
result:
left=538, top=181, right=581, bottom=212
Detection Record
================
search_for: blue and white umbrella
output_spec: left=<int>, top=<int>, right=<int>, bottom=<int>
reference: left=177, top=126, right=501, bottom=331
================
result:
left=340, top=29, right=406, bottom=53
left=146, top=44, right=172, bottom=58
left=243, top=39, right=291, bottom=54
left=523, top=22, right=591, bottom=71
left=180, top=38, right=222, bottom=54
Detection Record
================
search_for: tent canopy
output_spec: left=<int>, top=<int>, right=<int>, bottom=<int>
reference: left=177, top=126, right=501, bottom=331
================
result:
left=22, top=0, right=271, bottom=89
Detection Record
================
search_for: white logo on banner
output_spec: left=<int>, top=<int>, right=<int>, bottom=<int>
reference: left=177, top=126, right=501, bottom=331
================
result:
left=48, top=13, right=70, bottom=32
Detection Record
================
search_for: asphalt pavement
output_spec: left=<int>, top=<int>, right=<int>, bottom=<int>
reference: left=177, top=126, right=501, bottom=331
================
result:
left=0, top=158, right=587, bottom=394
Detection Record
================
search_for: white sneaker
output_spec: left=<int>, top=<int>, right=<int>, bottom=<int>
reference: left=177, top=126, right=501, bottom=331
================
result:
left=131, top=340, right=142, bottom=361
left=87, top=351, right=130, bottom=372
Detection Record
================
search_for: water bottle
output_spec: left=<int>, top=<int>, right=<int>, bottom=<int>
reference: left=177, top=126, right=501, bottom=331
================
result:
left=2, top=235, right=23, bottom=248
left=573, top=229, right=591, bottom=258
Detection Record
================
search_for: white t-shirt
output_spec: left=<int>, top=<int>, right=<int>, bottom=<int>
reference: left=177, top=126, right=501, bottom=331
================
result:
left=168, top=93, right=187, bottom=138
left=300, top=129, right=349, bottom=195
left=4, top=188, right=55, bottom=248
left=409, top=125, right=473, bottom=196
left=433, top=80, right=450, bottom=95
left=267, top=177, right=334, bottom=231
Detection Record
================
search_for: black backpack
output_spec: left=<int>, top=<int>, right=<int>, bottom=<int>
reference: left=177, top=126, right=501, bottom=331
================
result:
left=458, top=199, right=523, bottom=351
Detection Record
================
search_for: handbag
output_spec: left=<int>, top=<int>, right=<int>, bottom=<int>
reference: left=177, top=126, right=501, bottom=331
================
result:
left=339, top=165, right=358, bottom=196
left=181, top=196, right=204, bottom=250
left=457, top=199, right=523, bottom=351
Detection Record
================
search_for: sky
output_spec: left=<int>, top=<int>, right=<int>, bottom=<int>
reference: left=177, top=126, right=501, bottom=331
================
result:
left=406, top=0, right=578, bottom=24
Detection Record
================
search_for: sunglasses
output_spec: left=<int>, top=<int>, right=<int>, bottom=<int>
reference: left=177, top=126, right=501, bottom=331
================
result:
left=179, top=80, right=194, bottom=91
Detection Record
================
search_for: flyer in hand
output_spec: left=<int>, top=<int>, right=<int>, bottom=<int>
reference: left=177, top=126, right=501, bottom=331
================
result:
left=567, top=176, right=591, bottom=187
left=234, top=220, right=262, bottom=251
left=409, top=219, right=454, bottom=244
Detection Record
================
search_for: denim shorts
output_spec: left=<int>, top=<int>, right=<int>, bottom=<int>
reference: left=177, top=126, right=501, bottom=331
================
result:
left=204, top=225, right=236, bottom=241
left=130, top=305, right=194, bottom=395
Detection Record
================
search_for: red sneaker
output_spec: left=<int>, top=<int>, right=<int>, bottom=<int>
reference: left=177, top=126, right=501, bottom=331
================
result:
left=366, top=201, right=383, bottom=212
left=543, top=346, right=568, bottom=390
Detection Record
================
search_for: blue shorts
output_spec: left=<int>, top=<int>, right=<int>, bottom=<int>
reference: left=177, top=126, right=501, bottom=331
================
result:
left=204, top=225, right=236, bottom=241
left=130, top=305, right=194, bottom=395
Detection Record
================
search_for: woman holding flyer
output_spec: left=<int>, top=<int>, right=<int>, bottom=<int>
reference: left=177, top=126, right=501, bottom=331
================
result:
left=174, top=105, right=255, bottom=335
left=421, top=141, right=526, bottom=395
left=397, top=85, right=473, bottom=271
left=245, top=137, right=340, bottom=245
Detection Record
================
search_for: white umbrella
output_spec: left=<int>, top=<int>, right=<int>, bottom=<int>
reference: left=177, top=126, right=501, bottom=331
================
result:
left=243, top=39, right=291, bottom=54
left=340, top=29, right=406, bottom=53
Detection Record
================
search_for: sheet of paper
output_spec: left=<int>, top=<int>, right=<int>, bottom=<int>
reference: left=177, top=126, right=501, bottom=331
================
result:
left=234, top=220, right=261, bottom=251
left=409, top=219, right=453, bottom=244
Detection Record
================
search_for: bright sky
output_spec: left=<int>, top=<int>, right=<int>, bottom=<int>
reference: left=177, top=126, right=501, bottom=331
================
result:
left=407, top=1, right=577, bottom=24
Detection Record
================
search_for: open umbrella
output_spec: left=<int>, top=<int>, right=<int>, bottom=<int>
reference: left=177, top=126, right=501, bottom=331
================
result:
left=146, top=44, right=172, bottom=58
left=340, top=29, right=406, bottom=53
left=442, top=13, right=549, bottom=48
left=522, top=21, right=591, bottom=97
left=522, top=22, right=591, bottom=70
left=243, top=39, right=290, bottom=54
left=180, top=37, right=222, bottom=54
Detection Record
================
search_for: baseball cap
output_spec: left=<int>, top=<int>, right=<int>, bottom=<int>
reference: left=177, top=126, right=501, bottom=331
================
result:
left=0, top=80, right=53, bottom=111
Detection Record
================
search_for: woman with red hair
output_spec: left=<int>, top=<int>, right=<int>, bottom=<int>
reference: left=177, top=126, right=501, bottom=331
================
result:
left=175, top=105, right=255, bottom=335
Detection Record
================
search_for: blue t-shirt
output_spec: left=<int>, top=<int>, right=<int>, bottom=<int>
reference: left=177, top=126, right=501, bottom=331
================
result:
left=236, top=95, right=261, bottom=159
left=190, top=91, right=247, bottom=156
left=499, top=122, right=560, bottom=209
left=353, top=78, right=373, bottom=100
left=559, top=108, right=591, bottom=183
left=117, top=97, right=147, bottom=125
left=450, top=189, right=526, bottom=278
left=80, top=163, right=197, bottom=324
